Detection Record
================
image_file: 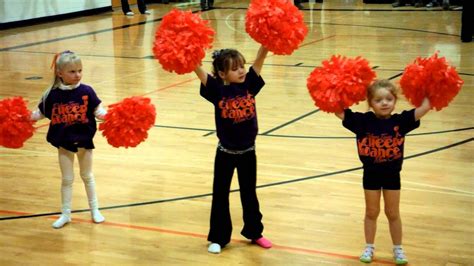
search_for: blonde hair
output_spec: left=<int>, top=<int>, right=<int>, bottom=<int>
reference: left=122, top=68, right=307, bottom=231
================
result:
left=40, top=51, right=82, bottom=107
left=367, top=79, right=398, bottom=104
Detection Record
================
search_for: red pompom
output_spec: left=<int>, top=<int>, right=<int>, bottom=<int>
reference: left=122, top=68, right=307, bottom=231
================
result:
left=307, top=55, right=376, bottom=113
left=400, top=52, right=463, bottom=110
left=99, top=96, right=156, bottom=148
left=245, top=0, right=308, bottom=55
left=153, top=9, right=215, bottom=74
left=0, top=97, right=36, bottom=148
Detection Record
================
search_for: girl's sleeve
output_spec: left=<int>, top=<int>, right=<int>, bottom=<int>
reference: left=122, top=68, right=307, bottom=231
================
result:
left=200, top=74, right=218, bottom=103
left=246, top=67, right=265, bottom=95
left=398, top=109, right=420, bottom=134
left=342, top=109, right=364, bottom=135
left=88, top=87, right=102, bottom=109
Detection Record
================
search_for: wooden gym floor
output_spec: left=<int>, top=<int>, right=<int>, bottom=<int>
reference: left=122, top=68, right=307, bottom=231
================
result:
left=0, top=0, right=473, bottom=265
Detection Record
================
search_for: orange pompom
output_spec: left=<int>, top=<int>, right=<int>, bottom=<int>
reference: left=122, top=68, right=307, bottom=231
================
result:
left=307, top=55, right=376, bottom=113
left=99, top=96, right=156, bottom=148
left=400, top=52, right=463, bottom=111
left=153, top=9, right=215, bottom=74
left=0, top=97, right=36, bottom=148
left=245, top=0, right=308, bottom=55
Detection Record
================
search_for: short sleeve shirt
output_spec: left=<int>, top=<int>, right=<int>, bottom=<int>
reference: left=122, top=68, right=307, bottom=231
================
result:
left=342, top=109, right=420, bottom=173
left=39, top=84, right=101, bottom=148
left=200, top=67, right=265, bottom=150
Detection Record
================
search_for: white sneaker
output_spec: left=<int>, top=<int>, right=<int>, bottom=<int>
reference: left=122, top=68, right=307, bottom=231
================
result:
left=359, top=246, right=374, bottom=263
left=125, top=11, right=134, bottom=16
left=393, top=248, right=408, bottom=265
left=208, top=243, right=221, bottom=254
left=143, top=10, right=151, bottom=15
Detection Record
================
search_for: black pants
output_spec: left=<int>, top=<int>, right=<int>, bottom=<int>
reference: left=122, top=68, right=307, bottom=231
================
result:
left=121, top=0, right=147, bottom=14
left=201, top=0, right=214, bottom=8
left=207, top=149, right=264, bottom=247
left=461, top=0, right=473, bottom=42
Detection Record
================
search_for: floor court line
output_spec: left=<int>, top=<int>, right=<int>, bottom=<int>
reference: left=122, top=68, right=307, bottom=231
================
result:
left=0, top=209, right=393, bottom=264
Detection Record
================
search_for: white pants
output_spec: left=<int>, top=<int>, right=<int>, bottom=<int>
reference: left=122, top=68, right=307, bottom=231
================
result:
left=57, top=147, right=100, bottom=214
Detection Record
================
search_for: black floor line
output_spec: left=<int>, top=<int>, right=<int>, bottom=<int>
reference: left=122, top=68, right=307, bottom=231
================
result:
left=1, top=137, right=472, bottom=221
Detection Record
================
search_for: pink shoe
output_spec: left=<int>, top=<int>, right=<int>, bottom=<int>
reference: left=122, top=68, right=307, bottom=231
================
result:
left=252, top=236, right=272, bottom=249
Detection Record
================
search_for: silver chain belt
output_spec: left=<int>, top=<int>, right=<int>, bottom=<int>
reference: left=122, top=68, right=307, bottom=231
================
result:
left=217, top=142, right=255, bottom=155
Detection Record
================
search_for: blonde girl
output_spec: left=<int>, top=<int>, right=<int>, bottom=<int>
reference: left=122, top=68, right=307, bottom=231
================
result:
left=335, top=80, right=431, bottom=264
left=31, top=51, right=106, bottom=229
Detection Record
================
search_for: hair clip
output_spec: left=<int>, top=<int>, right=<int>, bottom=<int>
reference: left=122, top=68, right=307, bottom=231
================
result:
left=50, top=53, right=60, bottom=70
left=212, top=50, right=221, bottom=58
left=50, top=50, right=74, bottom=70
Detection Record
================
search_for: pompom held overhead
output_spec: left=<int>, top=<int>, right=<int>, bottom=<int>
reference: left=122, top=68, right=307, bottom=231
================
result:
left=0, top=96, right=36, bottom=148
left=245, top=0, right=308, bottom=55
left=152, top=9, right=215, bottom=74
left=400, top=52, right=463, bottom=111
left=306, top=55, right=376, bottom=113
left=99, top=96, right=156, bottom=148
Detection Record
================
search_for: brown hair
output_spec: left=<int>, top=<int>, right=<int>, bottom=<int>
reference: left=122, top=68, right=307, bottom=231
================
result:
left=211, top=49, right=246, bottom=83
left=367, top=79, right=398, bottom=103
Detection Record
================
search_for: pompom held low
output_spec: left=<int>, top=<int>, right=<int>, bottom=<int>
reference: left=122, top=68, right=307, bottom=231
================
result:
left=99, top=96, right=156, bottom=148
left=0, top=96, right=36, bottom=148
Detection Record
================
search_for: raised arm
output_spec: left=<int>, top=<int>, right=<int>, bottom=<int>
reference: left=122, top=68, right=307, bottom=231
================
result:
left=414, top=97, right=431, bottom=121
left=194, top=65, right=208, bottom=87
left=335, top=111, right=345, bottom=120
left=251, top=45, right=268, bottom=76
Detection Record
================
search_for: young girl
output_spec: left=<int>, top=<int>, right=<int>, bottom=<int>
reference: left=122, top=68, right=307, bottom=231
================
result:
left=31, top=51, right=106, bottom=229
left=335, top=80, right=431, bottom=264
left=194, top=45, right=272, bottom=254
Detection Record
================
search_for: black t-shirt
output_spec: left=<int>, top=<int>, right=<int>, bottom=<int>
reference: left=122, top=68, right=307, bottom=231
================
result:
left=39, top=84, right=101, bottom=148
left=342, top=108, right=420, bottom=174
left=200, top=67, right=265, bottom=150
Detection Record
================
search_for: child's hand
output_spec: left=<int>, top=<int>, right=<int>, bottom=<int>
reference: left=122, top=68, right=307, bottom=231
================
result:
left=421, top=97, right=431, bottom=108
left=415, top=97, right=431, bottom=121
left=194, top=66, right=208, bottom=86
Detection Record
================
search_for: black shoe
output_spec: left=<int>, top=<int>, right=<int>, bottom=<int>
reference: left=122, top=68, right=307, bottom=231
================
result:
left=426, top=1, right=439, bottom=7
left=392, top=2, right=402, bottom=7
